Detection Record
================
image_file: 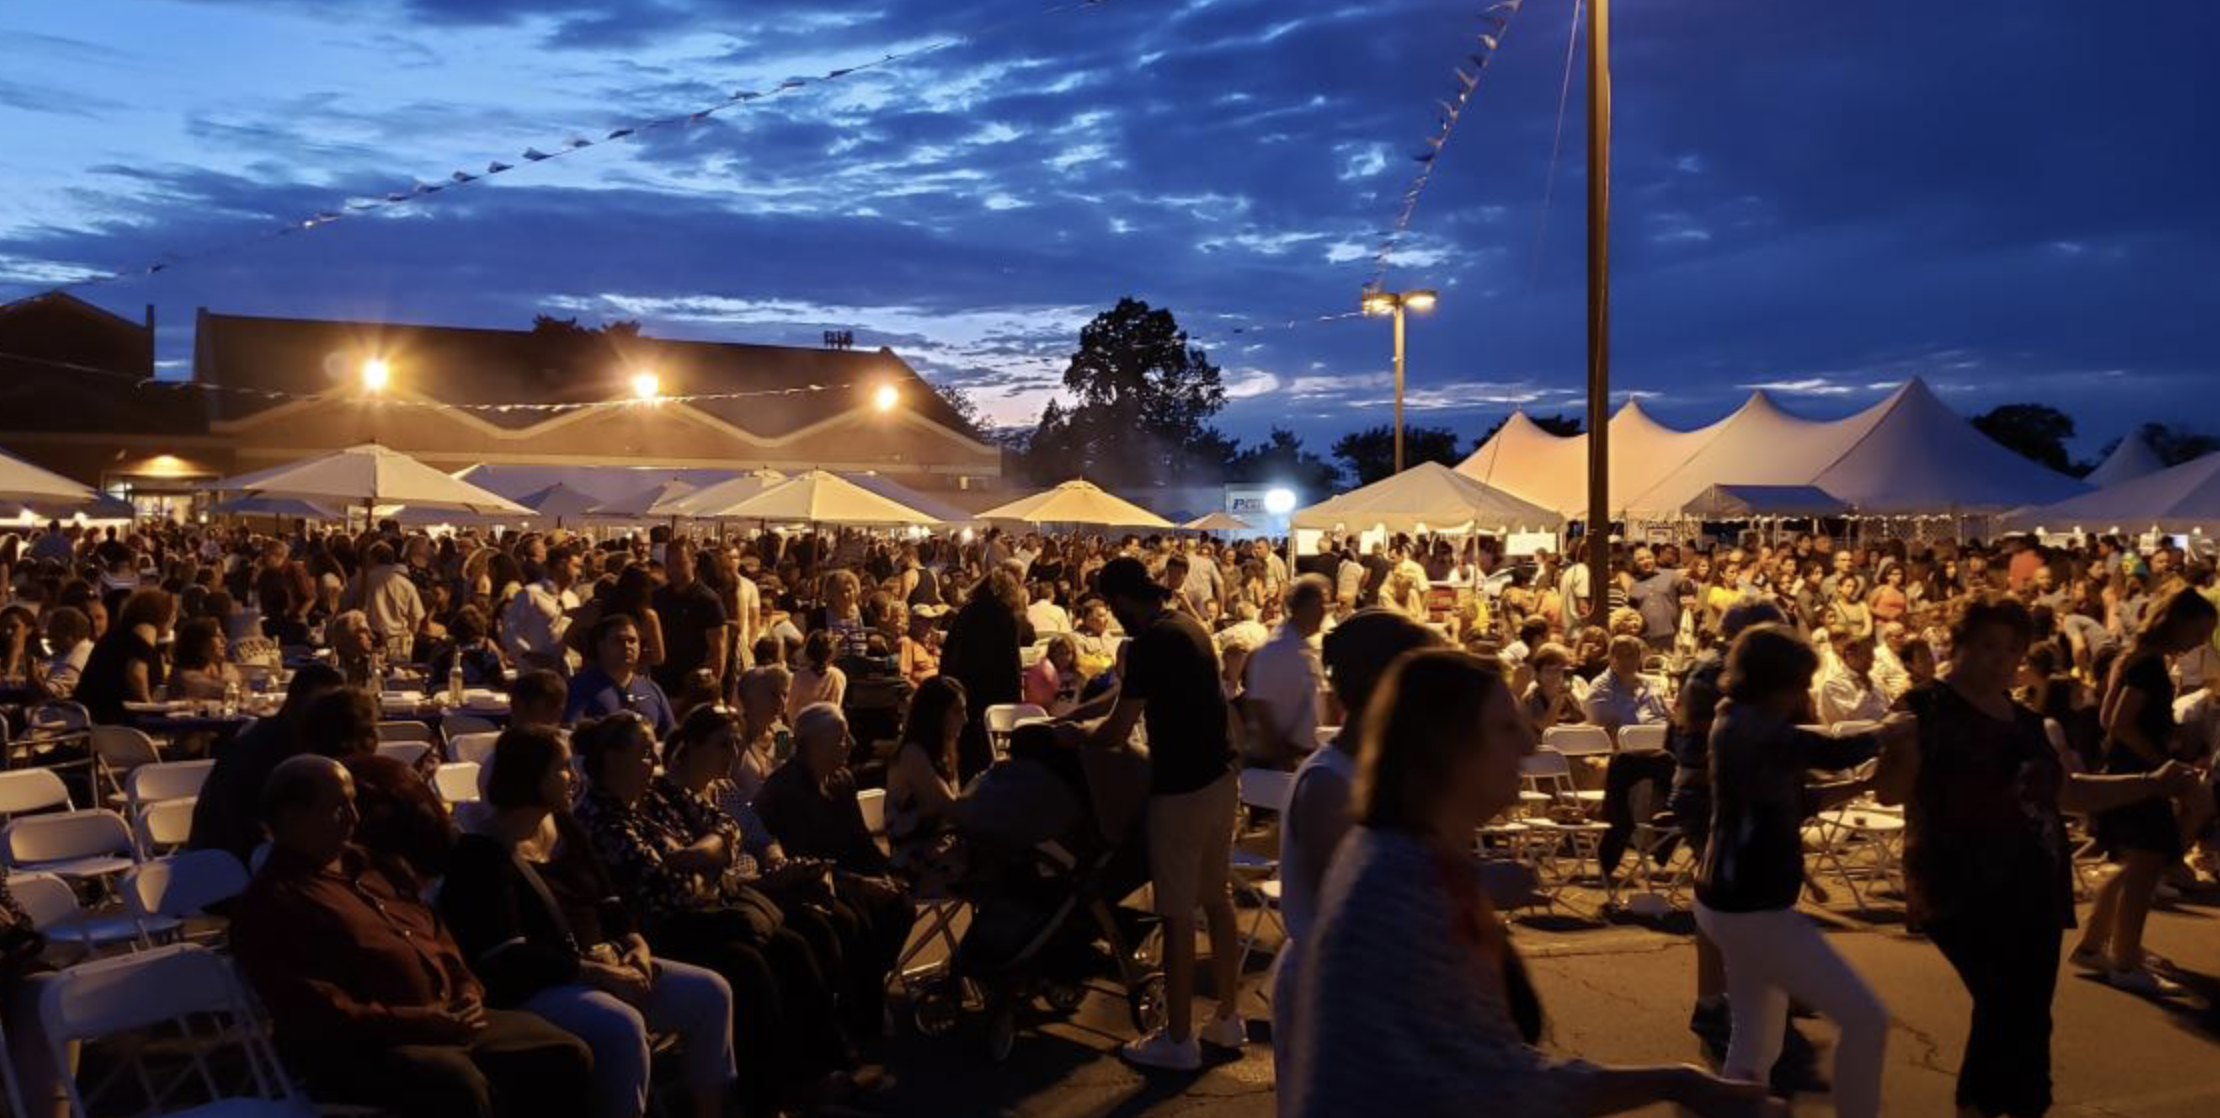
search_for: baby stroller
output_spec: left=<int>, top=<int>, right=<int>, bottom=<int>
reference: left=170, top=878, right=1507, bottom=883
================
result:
left=909, top=722, right=1166, bottom=1062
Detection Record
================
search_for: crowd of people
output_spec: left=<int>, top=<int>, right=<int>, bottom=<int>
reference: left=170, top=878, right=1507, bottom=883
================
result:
left=0, top=513, right=2217, bottom=1116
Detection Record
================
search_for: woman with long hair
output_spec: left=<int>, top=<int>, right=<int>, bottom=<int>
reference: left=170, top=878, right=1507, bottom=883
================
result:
left=1290, top=648, right=1779, bottom=1118
left=885, top=675, right=969, bottom=894
left=2073, top=587, right=2218, bottom=996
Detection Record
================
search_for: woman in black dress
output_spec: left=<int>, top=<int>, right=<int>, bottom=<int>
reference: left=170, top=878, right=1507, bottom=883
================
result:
left=2075, top=587, right=2216, bottom=996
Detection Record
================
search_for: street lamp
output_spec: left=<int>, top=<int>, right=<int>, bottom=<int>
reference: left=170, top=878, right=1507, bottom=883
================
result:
left=629, top=370, right=662, bottom=402
left=359, top=357, right=390, bottom=394
left=1360, top=287, right=1438, bottom=473
left=873, top=383, right=900, bottom=412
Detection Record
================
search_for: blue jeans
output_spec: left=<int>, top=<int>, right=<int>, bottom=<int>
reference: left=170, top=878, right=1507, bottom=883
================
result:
left=522, top=959, right=735, bottom=1118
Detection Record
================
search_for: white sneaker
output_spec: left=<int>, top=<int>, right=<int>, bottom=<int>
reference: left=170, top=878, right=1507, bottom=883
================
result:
left=1121, top=1029, right=1202, bottom=1071
left=2107, top=967, right=2191, bottom=998
left=1199, top=1013, right=1247, bottom=1050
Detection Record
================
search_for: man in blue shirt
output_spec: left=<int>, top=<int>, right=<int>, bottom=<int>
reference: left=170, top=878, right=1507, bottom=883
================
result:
left=563, top=614, right=674, bottom=738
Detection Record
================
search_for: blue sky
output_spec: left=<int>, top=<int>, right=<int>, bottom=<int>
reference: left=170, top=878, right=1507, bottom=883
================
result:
left=3, top=0, right=2216, bottom=459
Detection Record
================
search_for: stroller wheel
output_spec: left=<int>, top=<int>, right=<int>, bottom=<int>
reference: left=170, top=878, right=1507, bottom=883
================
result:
left=985, top=1002, right=1019, bottom=1064
left=913, top=986, right=962, bottom=1038
left=1127, top=972, right=1168, bottom=1036
left=1041, top=980, right=1088, bottom=1015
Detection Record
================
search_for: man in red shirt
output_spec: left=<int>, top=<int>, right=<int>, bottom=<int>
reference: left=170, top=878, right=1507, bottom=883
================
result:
left=231, top=755, right=590, bottom=1118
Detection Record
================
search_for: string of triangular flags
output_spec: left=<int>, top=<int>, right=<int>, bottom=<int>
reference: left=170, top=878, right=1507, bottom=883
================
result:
left=1367, top=0, right=1526, bottom=288
left=57, top=0, right=1112, bottom=293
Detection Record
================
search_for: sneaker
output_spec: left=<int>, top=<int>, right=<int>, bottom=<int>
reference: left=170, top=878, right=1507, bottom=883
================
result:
left=2068, top=946, right=2109, bottom=972
left=1121, top=1029, right=1202, bottom=1071
left=2106, top=967, right=2191, bottom=998
left=1770, top=1022, right=1830, bottom=1096
left=1198, top=1014, right=1248, bottom=1050
left=1688, top=1000, right=1731, bottom=1060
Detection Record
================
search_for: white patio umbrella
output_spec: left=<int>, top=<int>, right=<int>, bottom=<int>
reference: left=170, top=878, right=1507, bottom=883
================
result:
left=590, top=480, right=699, bottom=520
left=1183, top=511, right=1255, bottom=533
left=977, top=479, right=1173, bottom=529
left=0, top=445, right=97, bottom=505
left=209, top=494, right=343, bottom=520
left=520, top=482, right=604, bottom=527
left=708, top=469, right=943, bottom=526
left=209, top=443, right=530, bottom=516
left=662, top=469, right=788, bottom=518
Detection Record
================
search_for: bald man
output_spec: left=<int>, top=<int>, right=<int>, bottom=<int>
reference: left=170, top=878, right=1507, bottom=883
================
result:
left=230, top=756, right=589, bottom=1118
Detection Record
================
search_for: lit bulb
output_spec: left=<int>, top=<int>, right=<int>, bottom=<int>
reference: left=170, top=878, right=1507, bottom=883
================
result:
left=360, top=358, right=391, bottom=392
left=630, top=371, right=661, bottom=401
left=874, top=384, right=899, bottom=412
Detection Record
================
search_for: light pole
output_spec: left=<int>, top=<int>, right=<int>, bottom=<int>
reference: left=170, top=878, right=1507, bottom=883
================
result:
left=1583, top=0, right=1613, bottom=629
left=1360, top=287, right=1438, bottom=474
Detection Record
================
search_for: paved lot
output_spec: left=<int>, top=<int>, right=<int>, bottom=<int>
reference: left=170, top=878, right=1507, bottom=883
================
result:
left=880, top=870, right=2220, bottom=1117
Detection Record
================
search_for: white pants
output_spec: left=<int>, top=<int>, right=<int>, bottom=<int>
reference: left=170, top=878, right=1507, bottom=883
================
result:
left=1694, top=901, right=1888, bottom=1118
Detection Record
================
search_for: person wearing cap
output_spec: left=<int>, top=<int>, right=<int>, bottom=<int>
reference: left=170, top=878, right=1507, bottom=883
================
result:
left=1271, top=609, right=1443, bottom=1113
left=1076, top=555, right=1243, bottom=1071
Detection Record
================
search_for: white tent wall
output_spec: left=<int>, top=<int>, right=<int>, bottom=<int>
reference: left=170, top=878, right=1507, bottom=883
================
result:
left=2005, top=451, right=2220, bottom=535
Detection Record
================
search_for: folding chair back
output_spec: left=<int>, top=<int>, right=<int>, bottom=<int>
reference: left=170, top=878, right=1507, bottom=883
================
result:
left=376, top=720, right=435, bottom=744
left=432, top=762, right=481, bottom=804
left=7, top=870, right=147, bottom=954
left=39, top=943, right=303, bottom=1116
left=983, top=703, right=1050, bottom=760
left=124, top=759, right=215, bottom=812
left=1541, top=724, right=1614, bottom=757
left=28, top=703, right=91, bottom=735
left=1519, top=748, right=1580, bottom=800
left=0, top=769, right=73, bottom=817
left=375, top=741, right=432, bottom=769
left=443, top=713, right=502, bottom=741
left=449, top=731, right=500, bottom=767
left=3, top=810, right=136, bottom=878
left=124, top=849, right=251, bottom=924
left=1617, top=723, right=1670, bottom=754
left=857, top=787, right=887, bottom=837
left=133, top=798, right=198, bottom=855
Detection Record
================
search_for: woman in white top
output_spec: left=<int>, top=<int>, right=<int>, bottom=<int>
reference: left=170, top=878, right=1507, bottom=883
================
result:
left=785, top=629, right=847, bottom=725
left=1273, top=609, right=1443, bottom=1116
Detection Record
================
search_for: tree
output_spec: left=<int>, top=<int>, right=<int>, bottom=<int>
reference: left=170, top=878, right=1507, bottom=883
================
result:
left=1971, top=403, right=2078, bottom=474
left=1331, top=424, right=1464, bottom=486
left=922, top=379, right=986, bottom=438
left=1023, top=297, right=1230, bottom=486
left=1470, top=411, right=1584, bottom=452
left=2133, top=422, right=2220, bottom=468
left=1227, top=427, right=1342, bottom=493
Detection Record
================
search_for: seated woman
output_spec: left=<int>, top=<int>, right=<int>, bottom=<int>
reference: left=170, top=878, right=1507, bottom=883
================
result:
left=0, top=603, right=49, bottom=698
left=898, top=609, right=942, bottom=689
left=1289, top=648, right=1780, bottom=1118
left=170, top=616, right=244, bottom=701
left=886, top=676, right=969, bottom=896
left=73, top=587, right=175, bottom=724
left=570, top=715, right=862, bottom=1114
left=1022, top=633, right=1078, bottom=716
left=429, top=604, right=508, bottom=689
left=326, top=609, right=384, bottom=692
left=786, top=629, right=847, bottom=724
left=440, top=727, right=737, bottom=1118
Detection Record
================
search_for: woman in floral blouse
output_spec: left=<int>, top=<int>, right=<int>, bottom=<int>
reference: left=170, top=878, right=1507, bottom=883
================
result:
left=569, top=714, right=864, bottom=1115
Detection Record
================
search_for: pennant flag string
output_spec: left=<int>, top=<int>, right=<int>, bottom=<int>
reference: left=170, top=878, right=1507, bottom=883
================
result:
left=52, top=0, right=1116, bottom=294
left=1366, top=0, right=1526, bottom=289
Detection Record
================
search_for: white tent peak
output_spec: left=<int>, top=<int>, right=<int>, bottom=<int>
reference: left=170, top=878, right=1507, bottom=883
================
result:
left=2086, top=431, right=2165, bottom=488
left=2005, top=450, right=2220, bottom=534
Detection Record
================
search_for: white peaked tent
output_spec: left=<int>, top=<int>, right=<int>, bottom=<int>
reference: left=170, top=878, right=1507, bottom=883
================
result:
left=978, top=479, right=1174, bottom=529
left=1804, top=379, right=2090, bottom=514
left=664, top=470, right=788, bottom=518
left=2086, top=432, right=2165, bottom=488
left=1295, top=461, right=1562, bottom=533
left=210, top=444, right=530, bottom=515
left=1458, top=400, right=1724, bottom=516
left=2005, top=452, right=2220, bottom=534
left=590, top=480, right=698, bottom=520
left=1617, top=390, right=1869, bottom=516
left=711, top=469, right=943, bottom=526
left=0, top=445, right=97, bottom=505
left=1681, top=484, right=1848, bottom=520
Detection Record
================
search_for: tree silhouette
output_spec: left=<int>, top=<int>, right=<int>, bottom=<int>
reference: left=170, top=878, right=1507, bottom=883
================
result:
left=1331, top=425, right=1464, bottom=486
left=1971, top=403, right=2079, bottom=474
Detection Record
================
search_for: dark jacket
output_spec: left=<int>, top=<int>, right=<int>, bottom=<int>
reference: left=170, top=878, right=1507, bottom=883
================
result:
left=1695, top=700, right=1880, bottom=913
left=438, top=813, right=636, bottom=1007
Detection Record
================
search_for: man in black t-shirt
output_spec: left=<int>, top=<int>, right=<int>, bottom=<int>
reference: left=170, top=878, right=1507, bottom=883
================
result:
left=650, top=539, right=728, bottom=700
left=1078, top=557, right=1241, bottom=1071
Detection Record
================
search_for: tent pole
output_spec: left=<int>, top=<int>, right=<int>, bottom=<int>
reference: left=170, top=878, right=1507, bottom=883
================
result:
left=1582, top=0, right=1613, bottom=630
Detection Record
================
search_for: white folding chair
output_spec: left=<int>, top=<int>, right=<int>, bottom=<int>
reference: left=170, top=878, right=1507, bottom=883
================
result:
left=442, top=713, right=501, bottom=741
left=133, top=799, right=198, bottom=858
left=432, top=762, right=482, bottom=804
left=1542, top=724, right=1615, bottom=757
left=375, top=741, right=433, bottom=769
left=1616, top=723, right=1670, bottom=755
left=38, top=943, right=311, bottom=1118
left=0, top=768, right=74, bottom=820
left=376, top=720, right=435, bottom=744
left=1513, top=748, right=1609, bottom=899
left=1232, top=768, right=1297, bottom=979
left=2, top=810, right=138, bottom=883
left=1804, top=802, right=1906, bottom=911
left=9, top=871, right=147, bottom=956
left=123, top=849, right=251, bottom=947
left=11, top=701, right=94, bottom=780
left=983, top=703, right=1050, bottom=762
left=449, top=731, right=500, bottom=767
left=88, top=726, right=163, bottom=808
left=124, top=759, right=215, bottom=815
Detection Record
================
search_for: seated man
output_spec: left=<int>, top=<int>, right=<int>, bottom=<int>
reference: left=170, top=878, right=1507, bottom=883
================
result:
left=563, top=614, right=674, bottom=737
left=507, top=667, right=568, bottom=732
left=1814, top=633, right=1891, bottom=726
left=1581, top=634, right=1669, bottom=737
left=231, top=754, right=591, bottom=1118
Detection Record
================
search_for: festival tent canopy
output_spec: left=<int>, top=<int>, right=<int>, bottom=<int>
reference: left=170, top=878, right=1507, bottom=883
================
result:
left=0, top=445, right=98, bottom=506
left=708, top=469, right=944, bottom=526
left=520, top=483, right=603, bottom=522
left=1184, top=512, right=1255, bottom=532
left=2085, top=432, right=2165, bottom=488
left=589, top=480, right=698, bottom=519
left=2003, top=452, right=2220, bottom=535
left=209, top=444, right=530, bottom=514
left=1459, top=400, right=1727, bottom=517
left=209, top=494, right=343, bottom=520
left=1803, top=379, right=2090, bottom=514
left=662, top=470, right=789, bottom=518
left=1681, top=484, right=1849, bottom=520
left=1294, top=461, right=1563, bottom=533
left=977, top=479, right=1174, bottom=529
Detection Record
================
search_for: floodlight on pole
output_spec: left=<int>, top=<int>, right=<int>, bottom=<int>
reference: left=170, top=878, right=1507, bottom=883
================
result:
left=873, top=383, right=900, bottom=412
left=629, top=370, right=662, bottom=402
left=360, top=357, right=391, bottom=394
left=1358, top=287, right=1439, bottom=474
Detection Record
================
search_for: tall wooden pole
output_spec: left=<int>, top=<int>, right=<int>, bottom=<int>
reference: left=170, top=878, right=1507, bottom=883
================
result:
left=1583, top=0, right=1613, bottom=628
left=1392, top=303, right=1408, bottom=474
